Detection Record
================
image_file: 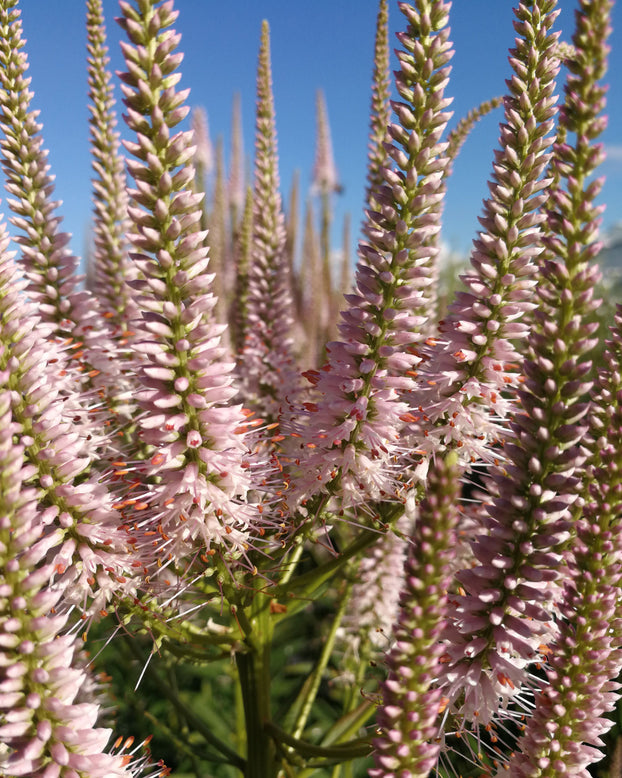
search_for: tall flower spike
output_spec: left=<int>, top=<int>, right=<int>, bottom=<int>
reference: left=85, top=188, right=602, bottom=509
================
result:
left=191, top=106, right=213, bottom=316
left=238, top=21, right=299, bottom=426
left=285, top=169, right=303, bottom=323
left=508, top=303, right=622, bottom=778
left=207, top=137, right=229, bottom=326
left=536, top=0, right=609, bottom=336
left=508, top=530, right=622, bottom=778
left=191, top=106, right=213, bottom=181
left=437, top=0, right=611, bottom=727
left=86, top=0, right=138, bottom=330
left=311, top=88, right=340, bottom=197
left=300, top=198, right=321, bottom=368
left=370, top=454, right=460, bottom=778
left=289, top=0, right=453, bottom=510
left=0, top=216, right=133, bottom=612
left=507, top=6, right=617, bottom=773
left=364, top=0, right=391, bottom=213
left=117, top=0, right=263, bottom=566
left=0, top=392, right=145, bottom=778
left=0, top=0, right=106, bottom=350
left=340, top=212, right=352, bottom=295
left=230, top=183, right=253, bottom=354
left=406, top=0, right=560, bottom=473
left=228, top=92, right=245, bottom=234
left=312, top=88, right=340, bottom=345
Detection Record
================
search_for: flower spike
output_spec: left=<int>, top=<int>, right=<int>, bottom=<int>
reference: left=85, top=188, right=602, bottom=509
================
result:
left=207, top=137, right=229, bottom=326
left=509, top=307, right=622, bottom=777
left=300, top=198, right=322, bottom=367
left=312, top=88, right=341, bottom=345
left=407, top=0, right=560, bottom=472
left=228, top=92, right=245, bottom=233
left=289, top=0, right=454, bottom=510
left=437, top=0, right=611, bottom=730
left=191, top=105, right=214, bottom=180
left=237, top=20, right=299, bottom=426
left=311, top=88, right=340, bottom=198
left=117, top=0, right=264, bottom=568
left=0, top=390, right=141, bottom=776
left=230, top=183, right=253, bottom=354
left=0, top=0, right=106, bottom=350
left=371, top=453, right=460, bottom=778
left=0, top=219, right=133, bottom=611
left=340, top=512, right=411, bottom=661
left=364, top=0, right=391, bottom=213
left=86, top=0, right=137, bottom=330
left=508, top=4, right=619, bottom=773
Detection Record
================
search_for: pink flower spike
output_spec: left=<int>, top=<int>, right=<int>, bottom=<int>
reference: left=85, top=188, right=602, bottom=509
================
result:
left=311, top=89, right=340, bottom=197
left=0, top=0, right=118, bottom=372
left=0, top=390, right=139, bottom=776
left=0, top=220, right=133, bottom=612
left=237, top=20, right=300, bottom=427
left=405, top=0, right=561, bottom=472
left=86, top=0, right=137, bottom=330
left=287, top=0, right=453, bottom=512
left=371, top=453, right=460, bottom=778
left=118, top=0, right=268, bottom=572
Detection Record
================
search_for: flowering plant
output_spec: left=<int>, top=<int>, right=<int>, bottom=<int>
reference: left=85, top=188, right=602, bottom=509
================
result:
left=0, top=0, right=619, bottom=777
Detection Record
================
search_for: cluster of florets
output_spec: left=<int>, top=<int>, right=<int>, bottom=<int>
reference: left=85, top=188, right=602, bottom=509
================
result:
left=0, top=0, right=618, bottom=776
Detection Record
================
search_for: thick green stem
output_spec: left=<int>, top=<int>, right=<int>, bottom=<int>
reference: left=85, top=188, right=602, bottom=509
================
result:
left=236, top=592, right=276, bottom=778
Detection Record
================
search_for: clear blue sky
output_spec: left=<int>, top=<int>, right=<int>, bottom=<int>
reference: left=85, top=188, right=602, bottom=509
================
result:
left=13, top=1, right=622, bottom=266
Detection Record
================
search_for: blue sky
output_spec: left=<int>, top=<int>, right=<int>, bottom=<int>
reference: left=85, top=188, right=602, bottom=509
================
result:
left=14, top=1, right=622, bottom=266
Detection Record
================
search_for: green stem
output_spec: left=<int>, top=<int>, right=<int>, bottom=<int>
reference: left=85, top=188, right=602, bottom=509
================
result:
left=266, top=722, right=372, bottom=760
left=235, top=661, right=247, bottom=760
left=277, top=526, right=384, bottom=607
left=290, top=579, right=354, bottom=740
left=236, top=592, right=276, bottom=778
left=277, top=539, right=305, bottom=587
left=320, top=700, right=376, bottom=748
